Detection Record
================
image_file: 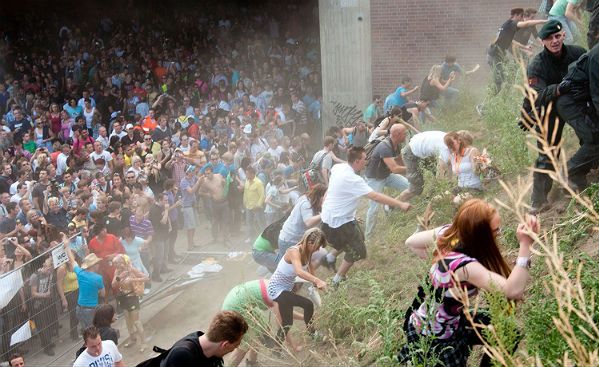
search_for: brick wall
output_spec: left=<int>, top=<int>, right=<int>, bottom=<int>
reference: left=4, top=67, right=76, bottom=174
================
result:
left=370, top=0, right=539, bottom=97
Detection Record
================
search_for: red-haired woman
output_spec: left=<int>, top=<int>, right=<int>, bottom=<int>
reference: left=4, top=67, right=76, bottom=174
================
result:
left=399, top=198, right=539, bottom=366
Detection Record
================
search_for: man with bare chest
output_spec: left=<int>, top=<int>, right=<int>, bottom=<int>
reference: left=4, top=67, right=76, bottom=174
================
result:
left=199, top=165, right=229, bottom=244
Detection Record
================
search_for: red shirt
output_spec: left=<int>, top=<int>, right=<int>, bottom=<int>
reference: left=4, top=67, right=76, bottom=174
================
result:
left=89, top=233, right=125, bottom=259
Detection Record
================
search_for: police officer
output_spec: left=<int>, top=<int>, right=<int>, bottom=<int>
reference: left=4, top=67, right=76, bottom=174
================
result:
left=522, top=20, right=586, bottom=212
left=556, top=43, right=599, bottom=191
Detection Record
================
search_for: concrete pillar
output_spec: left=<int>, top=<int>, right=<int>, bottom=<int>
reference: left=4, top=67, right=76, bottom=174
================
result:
left=319, top=0, right=372, bottom=137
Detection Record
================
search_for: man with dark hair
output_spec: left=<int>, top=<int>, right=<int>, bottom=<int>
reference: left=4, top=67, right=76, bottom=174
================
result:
left=31, top=168, right=50, bottom=211
left=383, top=77, right=419, bottom=114
left=8, top=353, right=25, bottom=367
left=157, top=311, right=248, bottom=367
left=320, top=146, right=410, bottom=285
left=149, top=192, right=174, bottom=278
left=0, top=202, right=21, bottom=241
left=514, top=8, right=542, bottom=49
left=73, top=326, right=124, bottom=367
left=8, top=107, right=32, bottom=141
left=522, top=20, right=586, bottom=212
left=556, top=42, right=599, bottom=192
left=0, top=164, right=13, bottom=194
left=488, top=8, right=547, bottom=92
left=309, top=136, right=336, bottom=186
left=363, top=95, right=382, bottom=124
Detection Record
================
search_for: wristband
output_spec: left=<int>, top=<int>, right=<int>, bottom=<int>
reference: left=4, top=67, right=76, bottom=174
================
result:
left=516, top=256, right=531, bottom=269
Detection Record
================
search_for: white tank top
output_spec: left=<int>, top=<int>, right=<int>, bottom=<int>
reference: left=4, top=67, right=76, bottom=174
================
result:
left=267, top=245, right=307, bottom=300
left=452, top=148, right=482, bottom=189
left=83, top=107, right=95, bottom=128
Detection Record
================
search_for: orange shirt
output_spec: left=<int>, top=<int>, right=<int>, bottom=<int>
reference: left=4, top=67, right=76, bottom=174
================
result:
left=142, top=116, right=157, bottom=132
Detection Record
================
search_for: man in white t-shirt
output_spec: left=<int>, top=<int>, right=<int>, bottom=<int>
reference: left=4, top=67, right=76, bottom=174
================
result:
left=321, top=146, right=411, bottom=285
left=89, top=141, right=113, bottom=173
left=73, top=326, right=124, bottom=367
left=56, top=144, right=72, bottom=176
left=399, top=130, right=452, bottom=202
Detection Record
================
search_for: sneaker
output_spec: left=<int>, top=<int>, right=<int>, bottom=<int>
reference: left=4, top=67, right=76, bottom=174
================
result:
left=529, top=202, right=550, bottom=215
left=332, top=275, right=347, bottom=288
left=309, top=330, right=324, bottom=342
left=143, top=288, right=151, bottom=295
left=476, top=104, right=485, bottom=117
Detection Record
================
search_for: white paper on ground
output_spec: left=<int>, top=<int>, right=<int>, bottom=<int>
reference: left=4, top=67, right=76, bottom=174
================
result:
left=191, top=263, right=223, bottom=274
left=187, top=271, right=205, bottom=279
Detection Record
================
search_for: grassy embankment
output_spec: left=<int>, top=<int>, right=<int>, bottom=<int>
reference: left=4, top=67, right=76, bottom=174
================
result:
left=308, top=61, right=599, bottom=366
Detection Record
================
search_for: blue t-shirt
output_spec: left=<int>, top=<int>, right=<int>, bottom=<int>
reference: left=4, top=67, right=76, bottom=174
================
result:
left=180, top=176, right=197, bottom=207
left=383, top=87, right=407, bottom=113
left=74, top=266, right=104, bottom=307
left=200, top=162, right=232, bottom=177
left=200, top=137, right=212, bottom=151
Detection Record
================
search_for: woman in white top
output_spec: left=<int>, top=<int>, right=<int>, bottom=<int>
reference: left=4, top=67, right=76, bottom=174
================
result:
left=267, top=228, right=328, bottom=351
left=445, top=130, right=482, bottom=191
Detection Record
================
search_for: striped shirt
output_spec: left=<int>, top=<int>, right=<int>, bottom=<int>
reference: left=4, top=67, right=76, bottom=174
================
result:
left=129, top=216, right=153, bottom=240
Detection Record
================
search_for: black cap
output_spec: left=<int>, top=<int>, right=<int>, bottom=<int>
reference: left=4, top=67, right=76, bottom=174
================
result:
left=539, top=20, right=563, bottom=40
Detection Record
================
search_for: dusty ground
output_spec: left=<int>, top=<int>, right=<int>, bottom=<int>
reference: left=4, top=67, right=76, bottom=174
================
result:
left=26, top=222, right=261, bottom=367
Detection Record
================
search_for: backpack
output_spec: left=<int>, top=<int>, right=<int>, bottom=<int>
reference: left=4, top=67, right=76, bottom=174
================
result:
left=364, top=135, right=388, bottom=165
left=299, top=150, right=328, bottom=191
left=134, top=345, right=175, bottom=367
left=365, top=138, right=394, bottom=179
left=261, top=212, right=291, bottom=248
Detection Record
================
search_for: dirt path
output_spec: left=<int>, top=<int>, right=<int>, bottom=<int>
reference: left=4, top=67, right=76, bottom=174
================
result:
left=26, top=223, right=261, bottom=367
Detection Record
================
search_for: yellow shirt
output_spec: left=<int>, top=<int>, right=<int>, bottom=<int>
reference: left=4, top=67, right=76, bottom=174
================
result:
left=124, top=153, right=133, bottom=168
left=243, top=178, right=265, bottom=210
left=64, top=270, right=79, bottom=293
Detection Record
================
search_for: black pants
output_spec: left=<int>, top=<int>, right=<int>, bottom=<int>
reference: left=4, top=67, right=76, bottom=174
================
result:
left=487, top=46, right=506, bottom=93
left=32, top=299, right=58, bottom=350
left=531, top=118, right=565, bottom=207
left=557, top=96, right=599, bottom=189
left=273, top=291, right=314, bottom=340
left=66, top=290, right=79, bottom=339
left=167, top=221, right=178, bottom=259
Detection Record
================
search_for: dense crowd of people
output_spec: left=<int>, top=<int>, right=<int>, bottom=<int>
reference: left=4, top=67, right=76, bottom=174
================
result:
left=0, top=0, right=598, bottom=366
left=0, top=0, right=325, bottom=362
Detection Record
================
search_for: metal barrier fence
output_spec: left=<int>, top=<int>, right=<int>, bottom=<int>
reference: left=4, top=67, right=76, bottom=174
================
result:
left=0, top=235, right=80, bottom=363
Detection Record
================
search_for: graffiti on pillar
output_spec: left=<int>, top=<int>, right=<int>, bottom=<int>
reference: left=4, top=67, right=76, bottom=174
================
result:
left=330, top=100, right=362, bottom=127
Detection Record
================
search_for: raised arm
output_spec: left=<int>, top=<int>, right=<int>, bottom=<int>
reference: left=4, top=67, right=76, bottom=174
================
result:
left=458, top=216, right=539, bottom=300
left=516, top=19, right=547, bottom=29
left=405, top=228, right=438, bottom=259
